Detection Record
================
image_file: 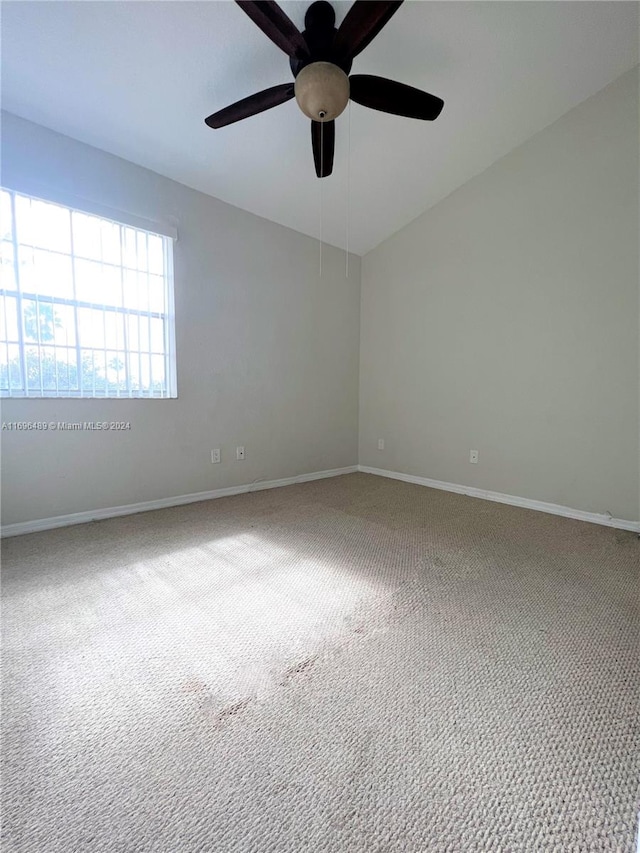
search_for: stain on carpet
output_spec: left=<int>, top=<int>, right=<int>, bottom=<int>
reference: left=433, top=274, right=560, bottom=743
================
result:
left=209, top=696, right=253, bottom=727
left=281, top=656, right=318, bottom=685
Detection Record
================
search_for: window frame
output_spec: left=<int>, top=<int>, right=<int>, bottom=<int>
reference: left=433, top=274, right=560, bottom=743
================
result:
left=0, top=186, right=178, bottom=400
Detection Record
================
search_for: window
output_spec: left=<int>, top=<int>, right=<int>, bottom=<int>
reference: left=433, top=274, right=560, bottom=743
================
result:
left=0, top=188, right=177, bottom=398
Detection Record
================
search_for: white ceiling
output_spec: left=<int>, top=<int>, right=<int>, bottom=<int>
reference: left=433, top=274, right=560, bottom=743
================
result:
left=2, top=1, right=638, bottom=255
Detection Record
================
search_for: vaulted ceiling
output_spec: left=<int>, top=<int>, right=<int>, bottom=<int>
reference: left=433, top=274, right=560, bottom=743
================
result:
left=2, top=1, right=638, bottom=255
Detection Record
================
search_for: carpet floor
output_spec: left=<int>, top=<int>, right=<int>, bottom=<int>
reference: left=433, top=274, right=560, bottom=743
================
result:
left=2, top=473, right=639, bottom=852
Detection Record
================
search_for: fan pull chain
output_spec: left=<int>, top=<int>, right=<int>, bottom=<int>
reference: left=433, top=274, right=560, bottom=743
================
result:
left=346, top=100, right=351, bottom=278
left=319, top=120, right=324, bottom=277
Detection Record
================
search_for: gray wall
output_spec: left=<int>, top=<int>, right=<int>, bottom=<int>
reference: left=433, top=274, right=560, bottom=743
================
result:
left=360, top=69, right=639, bottom=522
left=1, top=113, right=361, bottom=525
left=3, top=68, right=638, bottom=528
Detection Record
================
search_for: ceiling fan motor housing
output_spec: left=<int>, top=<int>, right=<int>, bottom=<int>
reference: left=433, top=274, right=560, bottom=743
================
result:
left=294, top=61, right=350, bottom=121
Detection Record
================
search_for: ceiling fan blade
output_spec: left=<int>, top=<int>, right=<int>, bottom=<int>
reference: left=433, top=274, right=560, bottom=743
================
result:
left=235, top=1, right=309, bottom=59
left=205, top=83, right=294, bottom=129
left=311, top=120, right=335, bottom=178
left=334, top=1, right=403, bottom=60
left=349, top=75, right=444, bottom=120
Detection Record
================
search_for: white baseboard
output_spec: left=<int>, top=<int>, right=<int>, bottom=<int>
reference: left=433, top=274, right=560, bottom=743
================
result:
left=4, top=463, right=638, bottom=537
left=358, top=465, right=640, bottom=533
left=0, top=465, right=359, bottom=538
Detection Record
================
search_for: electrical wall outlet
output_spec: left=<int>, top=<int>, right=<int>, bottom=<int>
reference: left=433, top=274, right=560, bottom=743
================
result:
left=236, top=446, right=245, bottom=461
left=469, top=450, right=479, bottom=464
left=211, top=449, right=220, bottom=464
left=377, top=438, right=385, bottom=451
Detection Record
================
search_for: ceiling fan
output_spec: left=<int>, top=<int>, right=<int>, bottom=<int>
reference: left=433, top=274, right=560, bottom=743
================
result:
left=204, top=0, right=444, bottom=178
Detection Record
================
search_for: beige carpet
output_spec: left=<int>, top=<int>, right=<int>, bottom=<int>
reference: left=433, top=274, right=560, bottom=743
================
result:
left=2, top=472, right=639, bottom=852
